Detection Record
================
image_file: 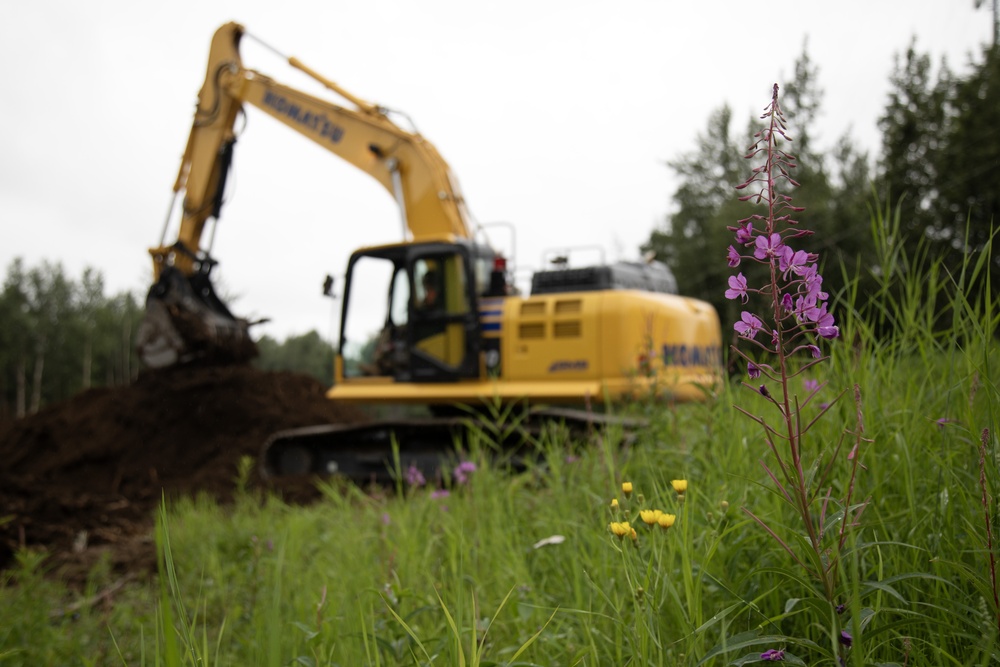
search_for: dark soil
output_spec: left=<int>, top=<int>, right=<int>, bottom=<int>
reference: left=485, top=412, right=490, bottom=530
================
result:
left=0, top=365, right=368, bottom=588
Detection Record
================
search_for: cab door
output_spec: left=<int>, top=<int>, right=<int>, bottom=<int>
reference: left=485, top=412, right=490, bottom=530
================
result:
left=407, top=244, right=480, bottom=381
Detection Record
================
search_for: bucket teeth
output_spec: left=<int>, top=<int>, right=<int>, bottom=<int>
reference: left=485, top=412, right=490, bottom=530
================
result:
left=138, top=266, right=256, bottom=368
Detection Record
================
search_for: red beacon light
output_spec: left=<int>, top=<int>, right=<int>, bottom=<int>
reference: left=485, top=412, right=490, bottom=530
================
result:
left=488, top=254, right=510, bottom=296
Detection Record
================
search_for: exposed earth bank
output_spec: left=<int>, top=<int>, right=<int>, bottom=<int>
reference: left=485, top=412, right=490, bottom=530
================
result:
left=0, top=365, right=368, bottom=587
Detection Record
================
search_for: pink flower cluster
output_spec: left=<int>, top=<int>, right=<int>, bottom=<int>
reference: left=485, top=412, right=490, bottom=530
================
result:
left=453, top=460, right=477, bottom=485
left=405, top=463, right=426, bottom=487
left=726, top=238, right=838, bottom=341
left=724, top=84, right=838, bottom=376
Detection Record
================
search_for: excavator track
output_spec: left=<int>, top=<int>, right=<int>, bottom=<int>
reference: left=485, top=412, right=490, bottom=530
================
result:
left=259, top=408, right=644, bottom=484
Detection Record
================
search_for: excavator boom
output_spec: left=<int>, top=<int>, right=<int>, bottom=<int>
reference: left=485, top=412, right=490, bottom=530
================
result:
left=138, top=22, right=471, bottom=367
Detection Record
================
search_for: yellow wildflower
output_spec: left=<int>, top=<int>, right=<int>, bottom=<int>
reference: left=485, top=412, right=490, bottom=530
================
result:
left=640, top=509, right=663, bottom=525
left=622, top=482, right=633, bottom=496
left=611, top=498, right=619, bottom=509
left=658, top=513, right=677, bottom=529
left=630, top=527, right=638, bottom=541
left=609, top=521, right=631, bottom=538
left=671, top=479, right=688, bottom=494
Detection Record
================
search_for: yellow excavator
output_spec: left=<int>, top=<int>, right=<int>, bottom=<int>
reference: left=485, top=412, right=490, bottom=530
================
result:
left=138, top=22, right=723, bottom=481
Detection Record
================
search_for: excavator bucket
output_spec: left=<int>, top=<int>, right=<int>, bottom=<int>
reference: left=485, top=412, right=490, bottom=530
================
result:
left=137, top=266, right=257, bottom=368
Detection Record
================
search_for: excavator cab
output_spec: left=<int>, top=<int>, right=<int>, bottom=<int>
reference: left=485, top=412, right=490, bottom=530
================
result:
left=339, top=240, right=491, bottom=384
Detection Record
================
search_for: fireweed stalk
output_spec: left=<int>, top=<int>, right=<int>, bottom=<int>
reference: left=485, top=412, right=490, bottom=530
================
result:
left=726, top=85, right=868, bottom=613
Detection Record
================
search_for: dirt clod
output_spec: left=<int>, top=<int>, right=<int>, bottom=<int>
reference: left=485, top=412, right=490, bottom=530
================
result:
left=0, top=364, right=368, bottom=587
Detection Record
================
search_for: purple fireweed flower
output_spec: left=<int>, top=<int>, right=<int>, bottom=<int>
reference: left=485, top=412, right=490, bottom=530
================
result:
left=754, top=233, right=785, bottom=261
left=811, top=304, right=839, bottom=339
left=801, top=298, right=826, bottom=323
left=779, top=246, right=811, bottom=276
left=803, top=378, right=820, bottom=392
left=747, top=362, right=761, bottom=379
left=839, top=630, right=853, bottom=647
left=727, top=245, right=741, bottom=267
left=818, top=323, right=839, bottom=340
left=725, top=273, right=749, bottom=303
left=801, top=266, right=828, bottom=301
left=430, top=489, right=450, bottom=499
left=796, top=294, right=839, bottom=340
left=726, top=87, right=839, bottom=402
left=781, top=292, right=794, bottom=312
left=454, top=460, right=477, bottom=484
left=735, top=220, right=754, bottom=244
left=760, top=648, right=785, bottom=661
left=794, top=294, right=817, bottom=322
left=798, top=262, right=818, bottom=281
left=405, top=464, right=426, bottom=487
left=735, top=311, right=764, bottom=340
left=759, top=384, right=771, bottom=399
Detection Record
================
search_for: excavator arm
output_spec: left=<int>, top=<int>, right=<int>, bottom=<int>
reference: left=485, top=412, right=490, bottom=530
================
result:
left=139, top=22, right=472, bottom=368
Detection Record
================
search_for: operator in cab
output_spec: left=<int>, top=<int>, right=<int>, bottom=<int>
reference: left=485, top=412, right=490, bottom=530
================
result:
left=419, top=269, right=441, bottom=310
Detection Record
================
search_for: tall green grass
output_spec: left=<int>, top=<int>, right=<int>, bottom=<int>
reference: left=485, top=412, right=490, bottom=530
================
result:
left=0, top=203, right=997, bottom=665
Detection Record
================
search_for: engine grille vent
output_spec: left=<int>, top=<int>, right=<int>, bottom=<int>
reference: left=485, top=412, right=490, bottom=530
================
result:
left=520, top=302, right=546, bottom=316
left=519, top=323, right=545, bottom=339
left=554, top=299, right=582, bottom=314
left=554, top=321, right=581, bottom=337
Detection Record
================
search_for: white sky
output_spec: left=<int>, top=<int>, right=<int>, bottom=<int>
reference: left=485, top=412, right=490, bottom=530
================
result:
left=0, top=1, right=992, bottom=342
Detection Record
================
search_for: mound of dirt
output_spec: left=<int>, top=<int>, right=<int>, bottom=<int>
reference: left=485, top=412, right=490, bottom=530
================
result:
left=0, top=365, right=368, bottom=586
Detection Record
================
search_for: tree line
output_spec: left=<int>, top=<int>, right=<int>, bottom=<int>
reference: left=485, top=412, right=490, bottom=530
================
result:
left=0, top=259, right=144, bottom=419
left=0, top=258, right=336, bottom=420
left=643, top=41, right=999, bottom=335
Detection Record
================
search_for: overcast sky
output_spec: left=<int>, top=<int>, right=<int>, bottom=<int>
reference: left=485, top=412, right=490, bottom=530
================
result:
left=0, top=1, right=992, bottom=342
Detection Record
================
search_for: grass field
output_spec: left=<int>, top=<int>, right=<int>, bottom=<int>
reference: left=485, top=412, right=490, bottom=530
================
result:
left=2, top=199, right=998, bottom=665
left=0, top=245, right=1000, bottom=666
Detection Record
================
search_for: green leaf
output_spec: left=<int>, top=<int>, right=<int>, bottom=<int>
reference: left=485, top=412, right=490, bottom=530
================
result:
left=694, top=601, right=751, bottom=635
left=292, top=621, right=320, bottom=641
